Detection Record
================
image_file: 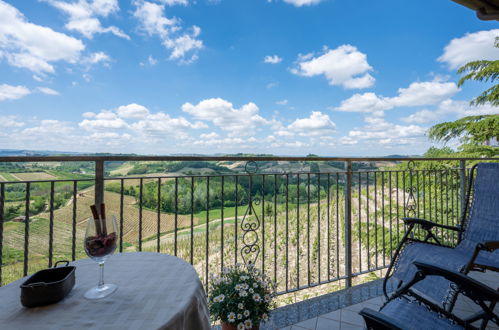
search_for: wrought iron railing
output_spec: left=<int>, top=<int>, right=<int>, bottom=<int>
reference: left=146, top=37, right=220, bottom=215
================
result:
left=0, top=156, right=497, bottom=299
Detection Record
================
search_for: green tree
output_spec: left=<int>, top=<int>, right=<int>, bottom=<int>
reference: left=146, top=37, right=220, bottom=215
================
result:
left=457, top=37, right=499, bottom=106
left=427, top=37, right=499, bottom=155
left=427, top=115, right=499, bottom=145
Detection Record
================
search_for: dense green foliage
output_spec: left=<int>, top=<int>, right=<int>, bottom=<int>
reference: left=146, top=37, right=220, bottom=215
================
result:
left=428, top=115, right=499, bottom=146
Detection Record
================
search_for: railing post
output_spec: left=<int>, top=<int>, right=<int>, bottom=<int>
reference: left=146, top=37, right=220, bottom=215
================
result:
left=459, top=160, right=467, bottom=217
left=344, top=160, right=353, bottom=288
left=95, top=160, right=104, bottom=206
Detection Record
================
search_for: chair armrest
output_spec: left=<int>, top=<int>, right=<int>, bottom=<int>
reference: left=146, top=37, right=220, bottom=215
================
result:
left=359, top=308, right=404, bottom=330
left=413, top=261, right=499, bottom=302
left=479, top=241, right=499, bottom=252
left=402, top=217, right=461, bottom=232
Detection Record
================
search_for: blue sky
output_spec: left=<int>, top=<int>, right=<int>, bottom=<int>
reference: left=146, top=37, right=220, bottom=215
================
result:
left=0, top=0, right=498, bottom=156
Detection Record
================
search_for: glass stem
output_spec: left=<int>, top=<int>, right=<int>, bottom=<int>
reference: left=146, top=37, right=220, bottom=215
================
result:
left=98, top=262, right=105, bottom=288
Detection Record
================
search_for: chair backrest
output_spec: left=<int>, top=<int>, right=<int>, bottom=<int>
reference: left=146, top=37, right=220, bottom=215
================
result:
left=458, top=162, right=499, bottom=250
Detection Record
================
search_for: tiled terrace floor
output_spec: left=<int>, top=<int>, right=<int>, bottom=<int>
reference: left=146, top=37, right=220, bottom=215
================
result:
left=279, top=271, right=499, bottom=330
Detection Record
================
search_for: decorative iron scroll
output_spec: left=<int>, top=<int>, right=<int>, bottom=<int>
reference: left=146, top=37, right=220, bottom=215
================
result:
left=240, top=161, right=261, bottom=266
left=405, top=160, right=417, bottom=218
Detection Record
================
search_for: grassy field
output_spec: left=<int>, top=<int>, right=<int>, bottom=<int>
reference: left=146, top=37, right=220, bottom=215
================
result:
left=0, top=172, right=19, bottom=181
left=12, top=172, right=57, bottom=181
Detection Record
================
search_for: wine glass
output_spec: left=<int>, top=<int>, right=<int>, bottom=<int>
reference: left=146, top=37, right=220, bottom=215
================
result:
left=83, top=216, right=118, bottom=299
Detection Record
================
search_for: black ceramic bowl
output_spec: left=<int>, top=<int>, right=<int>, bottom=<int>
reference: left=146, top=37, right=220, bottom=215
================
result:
left=20, top=261, right=75, bottom=308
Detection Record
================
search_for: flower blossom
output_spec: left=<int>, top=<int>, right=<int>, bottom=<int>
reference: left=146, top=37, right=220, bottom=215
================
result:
left=244, top=319, right=253, bottom=329
left=227, top=312, right=236, bottom=323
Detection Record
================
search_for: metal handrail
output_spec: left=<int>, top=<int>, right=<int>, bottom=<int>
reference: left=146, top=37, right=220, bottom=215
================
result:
left=0, top=155, right=497, bottom=162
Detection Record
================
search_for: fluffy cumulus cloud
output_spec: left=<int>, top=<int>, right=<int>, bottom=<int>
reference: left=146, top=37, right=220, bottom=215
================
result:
left=402, top=99, right=499, bottom=124
left=334, top=79, right=459, bottom=113
left=438, top=29, right=499, bottom=69
left=0, top=0, right=85, bottom=73
left=264, top=55, right=282, bottom=64
left=133, top=0, right=203, bottom=63
left=79, top=103, right=205, bottom=145
left=116, top=103, right=150, bottom=118
left=43, top=0, right=129, bottom=39
left=282, top=0, right=322, bottom=7
left=285, top=111, right=336, bottom=137
left=182, top=98, right=270, bottom=136
left=0, top=84, right=30, bottom=101
left=343, top=114, right=427, bottom=146
left=292, top=45, right=375, bottom=89
left=79, top=110, right=128, bottom=130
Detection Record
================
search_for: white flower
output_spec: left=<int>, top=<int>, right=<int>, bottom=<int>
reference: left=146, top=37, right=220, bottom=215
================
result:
left=249, top=288, right=254, bottom=294
left=244, top=319, right=253, bottom=329
left=237, top=323, right=245, bottom=330
left=264, top=294, right=271, bottom=303
left=238, top=303, right=244, bottom=310
left=219, top=294, right=225, bottom=302
left=243, top=310, right=250, bottom=317
left=213, top=296, right=220, bottom=303
left=237, top=313, right=243, bottom=320
left=262, top=313, right=269, bottom=322
left=235, top=284, right=242, bottom=291
left=239, top=290, right=248, bottom=297
left=227, top=312, right=236, bottom=323
left=252, top=293, right=261, bottom=302
left=253, top=282, right=258, bottom=288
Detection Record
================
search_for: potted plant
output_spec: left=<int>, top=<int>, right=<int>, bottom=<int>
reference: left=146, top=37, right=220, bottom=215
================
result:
left=208, top=263, right=276, bottom=330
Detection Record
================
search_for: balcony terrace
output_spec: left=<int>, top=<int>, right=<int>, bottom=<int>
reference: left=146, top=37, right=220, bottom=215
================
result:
left=0, top=155, right=497, bottom=329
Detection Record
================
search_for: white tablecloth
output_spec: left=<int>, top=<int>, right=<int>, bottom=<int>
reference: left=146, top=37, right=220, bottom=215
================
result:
left=0, top=252, right=211, bottom=330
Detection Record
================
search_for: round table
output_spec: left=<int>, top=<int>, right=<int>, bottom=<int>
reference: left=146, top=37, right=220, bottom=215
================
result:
left=0, top=252, right=211, bottom=330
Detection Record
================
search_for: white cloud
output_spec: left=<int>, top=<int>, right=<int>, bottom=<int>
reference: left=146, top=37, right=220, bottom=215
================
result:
left=0, top=1, right=85, bottom=73
left=160, top=0, right=189, bottom=5
left=82, top=111, right=96, bottom=118
left=22, top=119, right=73, bottom=135
left=334, top=79, right=460, bottom=113
left=0, top=84, right=30, bottom=101
left=340, top=136, right=357, bottom=145
left=0, top=115, right=24, bottom=127
left=43, top=0, right=129, bottom=39
left=200, top=132, right=219, bottom=139
left=140, top=55, right=158, bottom=66
left=264, top=55, right=282, bottom=64
left=346, top=115, right=426, bottom=144
left=402, top=99, right=499, bottom=124
left=282, top=0, right=322, bottom=7
left=286, top=111, right=336, bottom=137
left=133, top=0, right=203, bottom=63
left=37, top=87, right=59, bottom=95
left=438, top=29, right=499, bottom=69
left=79, top=111, right=128, bottom=130
left=390, top=80, right=460, bottom=107
left=116, top=103, right=150, bottom=119
left=182, top=98, right=270, bottom=136
left=276, top=99, right=288, bottom=105
left=82, top=51, right=111, bottom=65
left=292, top=45, right=375, bottom=89
left=335, top=93, right=391, bottom=113
left=130, top=112, right=206, bottom=136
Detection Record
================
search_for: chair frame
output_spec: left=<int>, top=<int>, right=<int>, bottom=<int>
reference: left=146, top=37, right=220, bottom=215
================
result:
left=383, top=163, right=499, bottom=302
left=364, top=262, right=499, bottom=330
